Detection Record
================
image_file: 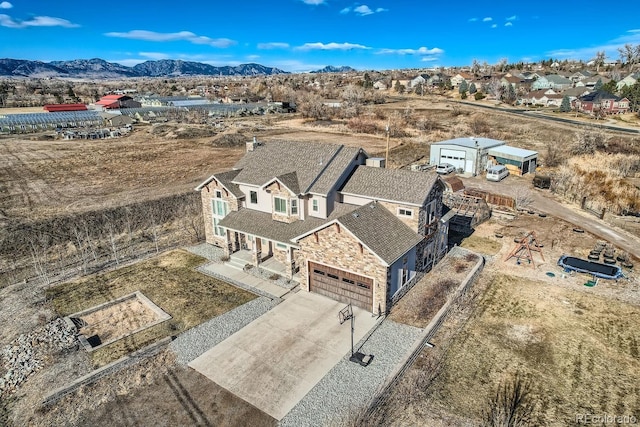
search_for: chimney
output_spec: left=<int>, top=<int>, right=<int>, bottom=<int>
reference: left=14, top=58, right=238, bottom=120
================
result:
left=246, top=136, right=258, bottom=152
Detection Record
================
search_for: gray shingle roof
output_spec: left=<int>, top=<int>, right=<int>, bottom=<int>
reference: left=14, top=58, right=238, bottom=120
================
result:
left=219, top=203, right=357, bottom=244
left=336, top=202, right=423, bottom=265
left=274, top=172, right=300, bottom=195
left=232, top=141, right=361, bottom=196
left=340, top=166, right=439, bottom=206
left=195, top=169, right=244, bottom=198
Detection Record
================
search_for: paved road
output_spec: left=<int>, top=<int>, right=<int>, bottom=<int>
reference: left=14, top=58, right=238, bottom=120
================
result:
left=460, top=175, right=640, bottom=260
left=456, top=101, right=640, bottom=135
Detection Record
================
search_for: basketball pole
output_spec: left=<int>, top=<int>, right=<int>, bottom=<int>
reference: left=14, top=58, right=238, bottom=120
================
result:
left=350, top=313, right=354, bottom=358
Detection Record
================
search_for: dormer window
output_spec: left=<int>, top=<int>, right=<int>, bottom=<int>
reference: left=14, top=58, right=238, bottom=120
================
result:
left=274, top=197, right=287, bottom=214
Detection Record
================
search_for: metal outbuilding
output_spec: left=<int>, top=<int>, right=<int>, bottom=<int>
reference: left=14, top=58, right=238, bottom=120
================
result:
left=429, top=137, right=505, bottom=175
left=488, top=145, right=538, bottom=175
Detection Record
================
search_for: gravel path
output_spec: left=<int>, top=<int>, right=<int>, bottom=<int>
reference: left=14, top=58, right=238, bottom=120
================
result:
left=169, top=296, right=279, bottom=365
left=185, top=243, right=225, bottom=262
left=280, top=319, right=422, bottom=427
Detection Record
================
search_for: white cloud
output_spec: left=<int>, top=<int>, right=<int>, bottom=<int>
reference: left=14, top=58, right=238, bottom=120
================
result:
left=547, top=29, right=640, bottom=60
left=468, top=17, right=478, bottom=22
left=341, top=5, right=388, bottom=16
left=104, top=30, right=236, bottom=48
left=421, top=56, right=439, bottom=62
left=246, top=55, right=260, bottom=61
left=506, top=15, right=516, bottom=21
left=301, top=0, right=326, bottom=4
left=257, top=42, right=290, bottom=49
left=378, top=46, right=444, bottom=56
left=139, top=52, right=170, bottom=60
left=295, top=42, right=370, bottom=51
left=0, top=2, right=12, bottom=9
left=354, top=5, right=374, bottom=15
left=0, top=14, right=80, bottom=28
left=491, top=24, right=497, bottom=28
left=483, top=17, right=492, bottom=22
left=505, top=22, right=513, bottom=27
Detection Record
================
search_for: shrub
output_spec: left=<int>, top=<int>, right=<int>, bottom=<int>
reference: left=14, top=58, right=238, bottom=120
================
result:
left=475, top=92, right=486, bottom=100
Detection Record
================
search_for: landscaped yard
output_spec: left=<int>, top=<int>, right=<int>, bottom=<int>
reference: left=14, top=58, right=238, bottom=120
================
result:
left=46, top=249, right=256, bottom=367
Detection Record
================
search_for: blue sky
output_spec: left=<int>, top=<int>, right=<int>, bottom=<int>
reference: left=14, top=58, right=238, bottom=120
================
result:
left=1, top=0, right=639, bottom=72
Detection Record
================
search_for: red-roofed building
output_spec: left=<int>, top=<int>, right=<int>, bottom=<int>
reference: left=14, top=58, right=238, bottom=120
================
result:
left=95, top=95, right=141, bottom=109
left=43, top=104, right=88, bottom=112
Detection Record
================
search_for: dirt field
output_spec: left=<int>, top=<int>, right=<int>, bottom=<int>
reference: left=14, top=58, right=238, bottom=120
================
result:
left=375, top=215, right=640, bottom=426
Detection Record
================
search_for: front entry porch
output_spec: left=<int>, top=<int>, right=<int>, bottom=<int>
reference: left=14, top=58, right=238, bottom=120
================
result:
left=225, top=230, right=300, bottom=280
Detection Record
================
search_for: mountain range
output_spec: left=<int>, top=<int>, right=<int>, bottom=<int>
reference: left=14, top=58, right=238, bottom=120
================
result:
left=0, top=58, right=291, bottom=78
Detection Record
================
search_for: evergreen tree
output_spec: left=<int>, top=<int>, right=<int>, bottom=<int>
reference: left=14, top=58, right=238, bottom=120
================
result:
left=458, top=80, right=468, bottom=95
left=601, top=80, right=618, bottom=94
left=594, top=78, right=603, bottom=90
left=469, top=82, right=477, bottom=94
left=560, top=95, right=571, bottom=112
left=504, top=84, right=517, bottom=104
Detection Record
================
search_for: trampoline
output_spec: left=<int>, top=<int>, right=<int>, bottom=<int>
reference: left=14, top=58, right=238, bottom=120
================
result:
left=557, top=255, right=624, bottom=280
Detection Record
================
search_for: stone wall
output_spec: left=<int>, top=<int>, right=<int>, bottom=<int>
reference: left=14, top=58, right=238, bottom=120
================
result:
left=265, top=182, right=298, bottom=224
left=298, top=223, right=389, bottom=313
left=200, top=180, right=239, bottom=247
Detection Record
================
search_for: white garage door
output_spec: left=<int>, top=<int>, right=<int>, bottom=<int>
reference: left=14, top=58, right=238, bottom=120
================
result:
left=440, top=148, right=466, bottom=171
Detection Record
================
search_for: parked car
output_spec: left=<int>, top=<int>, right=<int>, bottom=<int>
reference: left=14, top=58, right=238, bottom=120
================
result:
left=486, top=165, right=509, bottom=181
left=436, top=163, right=455, bottom=174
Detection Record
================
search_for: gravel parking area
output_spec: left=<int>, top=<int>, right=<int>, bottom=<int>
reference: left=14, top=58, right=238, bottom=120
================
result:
left=169, top=296, right=279, bottom=365
left=280, top=319, right=422, bottom=427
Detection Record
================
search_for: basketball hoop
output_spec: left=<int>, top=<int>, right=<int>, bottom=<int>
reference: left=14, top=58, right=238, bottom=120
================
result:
left=338, top=304, right=353, bottom=325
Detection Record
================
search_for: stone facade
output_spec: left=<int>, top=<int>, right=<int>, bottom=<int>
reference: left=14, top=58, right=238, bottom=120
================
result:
left=379, top=201, right=421, bottom=232
left=201, top=179, right=240, bottom=248
left=298, top=223, right=389, bottom=313
left=265, top=182, right=298, bottom=224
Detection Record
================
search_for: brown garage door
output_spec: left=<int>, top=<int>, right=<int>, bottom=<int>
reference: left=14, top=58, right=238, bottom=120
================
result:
left=308, top=262, right=373, bottom=311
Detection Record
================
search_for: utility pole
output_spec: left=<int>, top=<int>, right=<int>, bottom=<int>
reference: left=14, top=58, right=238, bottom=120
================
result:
left=385, top=120, right=390, bottom=168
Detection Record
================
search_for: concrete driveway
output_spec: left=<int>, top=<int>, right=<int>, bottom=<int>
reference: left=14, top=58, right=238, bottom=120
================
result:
left=188, top=291, right=379, bottom=420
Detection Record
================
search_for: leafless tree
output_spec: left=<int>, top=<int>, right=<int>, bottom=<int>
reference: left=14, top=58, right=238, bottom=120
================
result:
left=571, top=128, right=608, bottom=155
left=513, top=188, right=534, bottom=210
left=483, top=372, right=535, bottom=427
left=594, top=51, right=606, bottom=73
left=617, top=43, right=640, bottom=70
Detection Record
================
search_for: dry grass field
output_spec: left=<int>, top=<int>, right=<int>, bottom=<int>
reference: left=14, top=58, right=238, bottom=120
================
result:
left=46, top=249, right=255, bottom=367
left=371, top=215, right=640, bottom=426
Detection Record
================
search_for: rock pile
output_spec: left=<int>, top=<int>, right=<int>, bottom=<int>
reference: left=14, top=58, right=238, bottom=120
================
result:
left=0, top=318, right=77, bottom=395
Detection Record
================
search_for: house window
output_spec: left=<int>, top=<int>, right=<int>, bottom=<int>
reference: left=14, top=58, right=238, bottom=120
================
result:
left=215, top=190, right=222, bottom=198
left=274, top=197, right=287, bottom=214
left=276, top=242, right=287, bottom=250
left=250, top=191, right=258, bottom=204
left=211, top=199, right=229, bottom=237
left=426, top=200, right=437, bottom=224
left=291, top=199, right=298, bottom=215
left=312, top=199, right=319, bottom=212
left=398, top=208, right=413, bottom=217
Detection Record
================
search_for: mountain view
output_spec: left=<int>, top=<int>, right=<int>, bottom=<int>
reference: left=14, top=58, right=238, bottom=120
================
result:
left=0, top=58, right=289, bottom=78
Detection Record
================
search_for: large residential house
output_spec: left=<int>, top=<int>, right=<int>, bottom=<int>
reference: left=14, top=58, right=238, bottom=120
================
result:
left=574, top=75, right=610, bottom=89
left=450, top=72, right=475, bottom=88
left=520, top=89, right=563, bottom=107
left=573, top=90, right=630, bottom=115
left=197, top=141, right=449, bottom=314
left=531, top=74, right=573, bottom=91
left=617, top=73, right=640, bottom=91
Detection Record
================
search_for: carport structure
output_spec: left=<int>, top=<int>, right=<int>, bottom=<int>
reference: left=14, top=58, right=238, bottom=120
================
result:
left=488, top=145, right=538, bottom=176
